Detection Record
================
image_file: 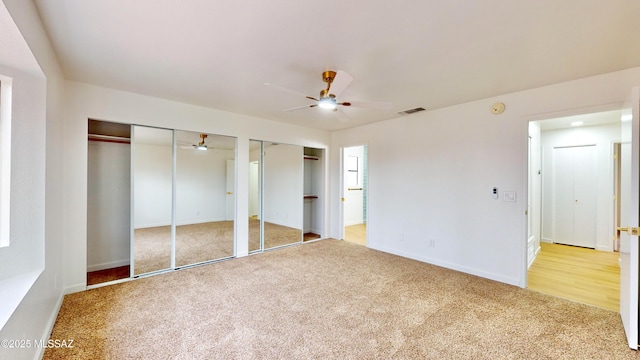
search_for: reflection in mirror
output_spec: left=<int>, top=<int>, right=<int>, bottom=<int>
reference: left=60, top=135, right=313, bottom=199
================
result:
left=263, top=143, right=303, bottom=249
left=248, top=140, right=263, bottom=252
left=132, top=126, right=173, bottom=275
left=175, top=131, right=236, bottom=266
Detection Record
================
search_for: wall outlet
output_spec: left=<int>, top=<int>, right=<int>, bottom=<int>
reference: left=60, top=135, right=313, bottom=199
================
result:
left=428, top=239, right=436, bottom=248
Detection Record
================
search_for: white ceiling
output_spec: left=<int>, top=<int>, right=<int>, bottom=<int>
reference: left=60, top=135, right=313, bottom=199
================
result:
left=33, top=0, right=640, bottom=131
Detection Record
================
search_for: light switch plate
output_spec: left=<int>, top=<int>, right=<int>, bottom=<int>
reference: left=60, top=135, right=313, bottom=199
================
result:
left=504, top=191, right=516, bottom=202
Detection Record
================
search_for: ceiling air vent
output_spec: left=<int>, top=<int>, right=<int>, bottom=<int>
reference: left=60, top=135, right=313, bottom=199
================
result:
left=397, top=107, right=426, bottom=115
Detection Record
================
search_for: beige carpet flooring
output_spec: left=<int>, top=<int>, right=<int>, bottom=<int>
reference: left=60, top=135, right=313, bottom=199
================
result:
left=45, top=240, right=637, bottom=359
left=249, top=218, right=302, bottom=251
left=134, top=220, right=302, bottom=274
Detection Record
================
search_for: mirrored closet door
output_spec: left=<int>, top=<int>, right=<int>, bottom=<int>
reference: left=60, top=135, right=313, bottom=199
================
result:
left=248, top=140, right=263, bottom=252
left=132, top=126, right=237, bottom=276
left=175, top=131, right=236, bottom=266
left=131, top=126, right=174, bottom=275
left=262, top=142, right=303, bottom=249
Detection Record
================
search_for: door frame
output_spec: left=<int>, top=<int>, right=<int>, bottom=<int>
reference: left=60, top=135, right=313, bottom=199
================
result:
left=522, top=102, right=624, bottom=287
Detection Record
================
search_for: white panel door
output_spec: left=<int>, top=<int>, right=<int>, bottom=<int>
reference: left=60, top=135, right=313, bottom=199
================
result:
left=552, top=145, right=596, bottom=248
left=620, top=87, right=639, bottom=349
left=572, top=146, right=597, bottom=247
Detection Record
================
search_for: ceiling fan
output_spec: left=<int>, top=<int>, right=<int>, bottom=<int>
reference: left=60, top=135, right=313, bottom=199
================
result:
left=179, top=133, right=210, bottom=151
left=265, top=70, right=392, bottom=114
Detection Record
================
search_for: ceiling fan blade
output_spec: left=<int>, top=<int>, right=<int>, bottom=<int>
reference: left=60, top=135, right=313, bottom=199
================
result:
left=335, top=108, right=351, bottom=123
left=343, top=100, right=393, bottom=110
left=284, top=104, right=318, bottom=112
left=329, top=70, right=354, bottom=97
left=264, top=82, right=314, bottom=99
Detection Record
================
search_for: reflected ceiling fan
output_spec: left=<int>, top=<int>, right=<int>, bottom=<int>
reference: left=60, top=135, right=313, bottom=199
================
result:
left=265, top=70, right=392, bottom=114
left=178, top=133, right=210, bottom=151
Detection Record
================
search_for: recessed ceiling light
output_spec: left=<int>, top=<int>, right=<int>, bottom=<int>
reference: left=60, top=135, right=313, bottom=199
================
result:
left=570, top=121, right=583, bottom=126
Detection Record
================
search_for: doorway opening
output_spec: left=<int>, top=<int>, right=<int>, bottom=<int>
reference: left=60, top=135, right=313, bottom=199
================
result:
left=342, top=145, right=367, bottom=246
left=526, top=110, right=622, bottom=311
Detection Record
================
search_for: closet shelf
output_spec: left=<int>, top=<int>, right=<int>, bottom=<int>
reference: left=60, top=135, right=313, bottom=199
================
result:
left=303, top=195, right=318, bottom=199
left=303, top=155, right=319, bottom=160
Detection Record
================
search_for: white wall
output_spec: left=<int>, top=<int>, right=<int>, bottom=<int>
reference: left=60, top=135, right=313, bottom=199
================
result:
left=263, top=143, right=303, bottom=229
left=0, top=66, right=45, bottom=280
left=540, top=122, right=620, bottom=251
left=63, top=82, right=330, bottom=292
left=87, top=141, right=130, bottom=271
left=330, top=67, right=640, bottom=287
left=0, top=1, right=66, bottom=359
left=176, top=147, right=235, bottom=225
left=132, top=142, right=238, bottom=228
left=133, top=143, right=172, bottom=228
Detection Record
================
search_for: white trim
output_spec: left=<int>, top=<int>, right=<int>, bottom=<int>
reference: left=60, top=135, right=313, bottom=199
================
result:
left=371, top=244, right=520, bottom=287
left=64, top=283, right=86, bottom=295
left=133, top=217, right=230, bottom=229
left=34, top=289, right=65, bottom=360
left=87, top=259, right=130, bottom=272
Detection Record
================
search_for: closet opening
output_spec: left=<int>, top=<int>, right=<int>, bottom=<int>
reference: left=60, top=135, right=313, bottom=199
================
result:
left=86, top=119, right=132, bottom=286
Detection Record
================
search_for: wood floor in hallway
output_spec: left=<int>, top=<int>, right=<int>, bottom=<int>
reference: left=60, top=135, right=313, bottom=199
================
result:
left=527, top=242, right=620, bottom=311
left=344, top=224, right=366, bottom=246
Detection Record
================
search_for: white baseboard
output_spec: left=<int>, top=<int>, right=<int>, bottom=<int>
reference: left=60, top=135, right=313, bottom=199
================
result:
left=64, top=283, right=86, bottom=295
left=135, top=217, right=228, bottom=229
left=596, top=244, right=613, bottom=252
left=87, top=259, right=130, bottom=272
left=369, top=244, right=520, bottom=287
left=345, top=221, right=364, bottom=227
left=34, top=289, right=65, bottom=360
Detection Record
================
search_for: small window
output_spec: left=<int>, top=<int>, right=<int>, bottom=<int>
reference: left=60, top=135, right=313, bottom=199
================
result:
left=0, top=76, right=12, bottom=247
left=346, top=155, right=358, bottom=186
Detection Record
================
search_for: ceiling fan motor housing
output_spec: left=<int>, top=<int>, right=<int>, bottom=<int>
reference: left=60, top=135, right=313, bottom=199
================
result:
left=322, top=70, right=336, bottom=84
left=319, top=89, right=336, bottom=99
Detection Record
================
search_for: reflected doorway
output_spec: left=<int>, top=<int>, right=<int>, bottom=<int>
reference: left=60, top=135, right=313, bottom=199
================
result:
left=343, top=145, right=367, bottom=246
